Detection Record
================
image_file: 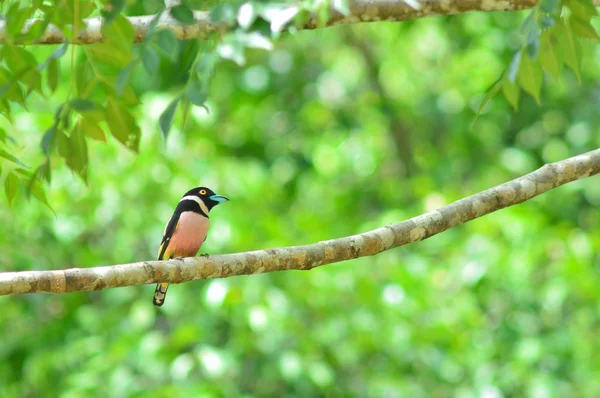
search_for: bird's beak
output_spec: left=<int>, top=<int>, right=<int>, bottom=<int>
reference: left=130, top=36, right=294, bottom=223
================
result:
left=209, top=194, right=229, bottom=204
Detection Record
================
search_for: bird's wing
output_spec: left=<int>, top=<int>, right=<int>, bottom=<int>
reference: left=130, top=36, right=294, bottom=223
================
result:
left=157, top=212, right=181, bottom=260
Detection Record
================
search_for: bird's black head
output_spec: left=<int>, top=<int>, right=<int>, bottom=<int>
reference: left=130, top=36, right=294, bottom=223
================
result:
left=182, top=186, right=229, bottom=212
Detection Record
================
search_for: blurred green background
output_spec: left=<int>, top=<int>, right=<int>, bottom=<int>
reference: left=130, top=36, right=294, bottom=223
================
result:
left=2, top=5, right=600, bottom=397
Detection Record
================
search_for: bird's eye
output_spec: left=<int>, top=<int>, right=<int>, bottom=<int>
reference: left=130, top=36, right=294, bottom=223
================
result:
left=199, top=189, right=207, bottom=195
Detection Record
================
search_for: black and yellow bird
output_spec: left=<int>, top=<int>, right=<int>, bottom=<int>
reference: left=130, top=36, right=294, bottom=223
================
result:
left=153, top=186, right=229, bottom=307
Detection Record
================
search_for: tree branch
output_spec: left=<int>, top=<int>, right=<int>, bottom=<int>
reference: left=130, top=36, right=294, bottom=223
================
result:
left=0, top=0, right=539, bottom=45
left=1, top=149, right=599, bottom=296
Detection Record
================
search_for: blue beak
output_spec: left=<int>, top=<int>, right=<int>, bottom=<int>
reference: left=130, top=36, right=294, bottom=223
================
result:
left=209, top=194, right=229, bottom=204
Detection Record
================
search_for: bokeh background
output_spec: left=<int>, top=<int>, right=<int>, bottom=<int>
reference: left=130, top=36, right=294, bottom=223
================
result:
left=2, top=4, right=600, bottom=397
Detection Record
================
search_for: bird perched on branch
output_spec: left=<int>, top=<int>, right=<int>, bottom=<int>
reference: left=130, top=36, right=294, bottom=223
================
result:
left=153, top=186, right=229, bottom=307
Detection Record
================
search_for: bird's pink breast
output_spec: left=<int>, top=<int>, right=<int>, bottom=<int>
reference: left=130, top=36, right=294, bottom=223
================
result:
left=168, top=212, right=210, bottom=257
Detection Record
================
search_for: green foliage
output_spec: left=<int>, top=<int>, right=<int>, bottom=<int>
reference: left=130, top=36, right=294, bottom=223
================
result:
left=477, top=0, right=599, bottom=112
left=1, top=0, right=600, bottom=396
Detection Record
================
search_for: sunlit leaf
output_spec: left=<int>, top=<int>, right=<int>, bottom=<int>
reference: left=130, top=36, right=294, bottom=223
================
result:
left=6, top=4, right=32, bottom=37
left=37, top=44, right=69, bottom=72
left=475, top=76, right=502, bottom=118
left=557, top=20, right=582, bottom=82
left=539, top=32, right=563, bottom=84
left=56, top=129, right=70, bottom=158
left=0, top=149, right=24, bottom=166
left=570, top=17, right=599, bottom=40
left=238, top=3, right=257, bottom=29
left=103, top=15, right=135, bottom=53
left=502, top=76, right=520, bottom=110
left=4, top=172, right=19, bottom=207
left=105, top=98, right=141, bottom=152
left=29, top=179, right=54, bottom=214
left=518, top=54, right=542, bottom=104
left=333, top=0, right=352, bottom=14
left=80, top=118, right=106, bottom=142
left=88, top=43, right=132, bottom=68
left=269, top=6, right=298, bottom=32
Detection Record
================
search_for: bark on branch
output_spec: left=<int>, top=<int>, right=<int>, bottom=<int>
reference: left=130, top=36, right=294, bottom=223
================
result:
left=1, top=149, right=599, bottom=297
left=0, top=0, right=540, bottom=45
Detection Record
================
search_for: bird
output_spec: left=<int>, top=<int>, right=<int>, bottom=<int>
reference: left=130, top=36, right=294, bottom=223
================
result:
left=153, top=186, right=229, bottom=307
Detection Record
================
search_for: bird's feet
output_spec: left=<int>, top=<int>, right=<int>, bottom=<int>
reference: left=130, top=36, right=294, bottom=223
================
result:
left=175, top=256, right=184, bottom=260
left=199, top=253, right=209, bottom=258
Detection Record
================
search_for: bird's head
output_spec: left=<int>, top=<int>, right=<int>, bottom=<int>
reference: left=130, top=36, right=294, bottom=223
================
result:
left=183, top=186, right=229, bottom=212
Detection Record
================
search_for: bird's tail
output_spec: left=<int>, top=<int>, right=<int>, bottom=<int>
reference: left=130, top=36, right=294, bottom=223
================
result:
left=153, top=283, right=169, bottom=307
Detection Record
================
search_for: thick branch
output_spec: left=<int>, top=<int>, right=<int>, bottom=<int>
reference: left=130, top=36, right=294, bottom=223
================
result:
left=0, top=0, right=538, bottom=45
left=1, top=149, right=599, bottom=296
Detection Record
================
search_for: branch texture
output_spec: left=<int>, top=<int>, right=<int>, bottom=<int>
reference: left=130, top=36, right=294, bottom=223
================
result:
left=1, top=149, right=599, bottom=296
left=0, top=0, right=539, bottom=45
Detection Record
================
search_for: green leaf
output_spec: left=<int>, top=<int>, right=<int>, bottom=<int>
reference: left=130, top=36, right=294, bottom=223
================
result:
left=105, top=98, right=141, bottom=152
left=155, top=30, right=179, bottom=61
left=88, top=43, right=132, bottom=68
left=196, top=52, right=218, bottom=78
left=539, top=32, right=563, bottom=84
left=0, top=149, right=24, bottom=166
left=525, top=26, right=541, bottom=58
left=142, top=48, right=160, bottom=75
left=502, top=77, right=520, bottom=111
left=41, top=124, right=57, bottom=155
left=102, top=0, right=126, bottom=24
left=6, top=4, right=32, bottom=37
left=37, top=43, right=69, bottom=72
left=75, top=62, right=94, bottom=97
left=104, top=14, right=135, bottom=53
left=80, top=118, right=106, bottom=142
left=37, top=160, right=51, bottom=183
left=565, top=0, right=597, bottom=19
left=186, top=80, right=208, bottom=107
left=29, top=179, right=54, bottom=215
left=2, top=46, right=42, bottom=95
left=116, top=63, right=135, bottom=97
left=0, top=68, right=25, bottom=104
left=210, top=4, right=238, bottom=26
left=540, top=0, right=561, bottom=14
left=570, top=17, right=599, bottom=40
left=475, top=76, right=502, bottom=118
left=70, top=99, right=97, bottom=112
left=171, top=5, right=195, bottom=24
left=4, top=172, right=19, bottom=207
left=507, top=51, right=522, bottom=83
left=56, top=129, right=70, bottom=158
left=518, top=54, right=543, bottom=104
left=99, top=77, right=140, bottom=106
left=558, top=20, right=582, bottom=82
left=159, top=98, right=181, bottom=139
left=47, top=59, right=59, bottom=93
left=67, top=123, right=89, bottom=181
